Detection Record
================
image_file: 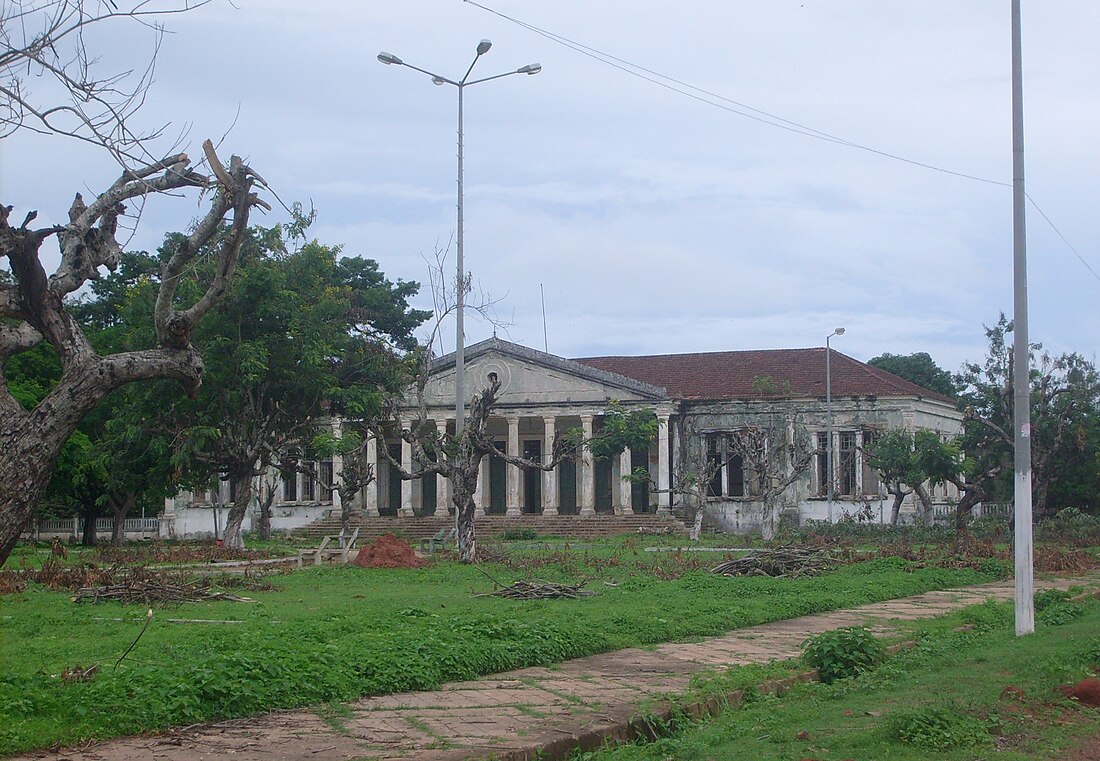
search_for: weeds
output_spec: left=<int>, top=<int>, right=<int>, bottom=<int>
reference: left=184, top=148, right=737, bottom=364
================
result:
left=801, top=626, right=884, bottom=683
left=887, top=703, right=990, bottom=751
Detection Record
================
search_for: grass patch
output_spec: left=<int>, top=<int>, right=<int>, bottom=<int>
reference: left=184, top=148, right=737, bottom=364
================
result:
left=0, top=551, right=1003, bottom=754
left=574, top=597, right=1100, bottom=760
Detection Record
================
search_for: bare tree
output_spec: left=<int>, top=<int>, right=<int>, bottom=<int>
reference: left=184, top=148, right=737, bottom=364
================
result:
left=1, top=0, right=214, bottom=165
left=372, top=356, right=577, bottom=563
left=0, top=142, right=266, bottom=562
left=310, top=427, right=376, bottom=540
left=726, top=416, right=814, bottom=541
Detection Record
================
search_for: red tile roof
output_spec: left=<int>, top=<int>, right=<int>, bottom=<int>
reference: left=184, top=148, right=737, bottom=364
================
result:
left=575, top=348, right=953, bottom=402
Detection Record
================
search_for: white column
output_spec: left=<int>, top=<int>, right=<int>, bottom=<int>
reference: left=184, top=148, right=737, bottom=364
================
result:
left=618, top=448, right=634, bottom=515
left=364, top=434, right=379, bottom=517
left=542, top=416, right=558, bottom=516
left=657, top=414, right=671, bottom=513
left=330, top=418, right=343, bottom=514
left=434, top=419, right=449, bottom=516
left=506, top=416, right=521, bottom=516
left=474, top=455, right=488, bottom=517
left=579, top=414, right=595, bottom=516
left=399, top=423, right=413, bottom=516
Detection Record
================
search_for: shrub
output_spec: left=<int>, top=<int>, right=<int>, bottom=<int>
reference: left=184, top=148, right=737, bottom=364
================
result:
left=888, top=704, right=989, bottom=750
left=1036, top=507, right=1100, bottom=544
left=500, top=529, right=538, bottom=541
left=801, top=626, right=884, bottom=683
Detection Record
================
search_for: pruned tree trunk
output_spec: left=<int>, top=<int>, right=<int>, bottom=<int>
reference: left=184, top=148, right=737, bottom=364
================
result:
left=889, top=493, right=904, bottom=525
left=887, top=481, right=910, bottom=525
left=221, top=473, right=255, bottom=550
left=914, top=484, right=935, bottom=527
left=0, top=406, right=97, bottom=559
left=760, top=500, right=779, bottom=541
left=451, top=467, right=482, bottom=563
left=109, top=492, right=136, bottom=546
left=256, top=481, right=276, bottom=541
left=0, top=148, right=265, bottom=566
left=81, top=505, right=99, bottom=547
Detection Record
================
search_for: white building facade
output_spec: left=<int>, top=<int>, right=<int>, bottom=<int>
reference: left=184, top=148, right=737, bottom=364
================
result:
left=163, top=338, right=963, bottom=537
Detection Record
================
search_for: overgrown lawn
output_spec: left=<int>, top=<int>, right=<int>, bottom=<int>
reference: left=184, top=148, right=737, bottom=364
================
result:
left=1, top=554, right=1000, bottom=754
left=578, top=595, right=1100, bottom=760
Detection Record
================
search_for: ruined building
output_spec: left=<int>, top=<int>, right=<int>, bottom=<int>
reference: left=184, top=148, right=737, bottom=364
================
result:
left=165, top=337, right=961, bottom=536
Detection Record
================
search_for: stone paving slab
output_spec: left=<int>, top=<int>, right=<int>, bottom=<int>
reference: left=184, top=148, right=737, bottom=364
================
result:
left=21, top=575, right=1098, bottom=761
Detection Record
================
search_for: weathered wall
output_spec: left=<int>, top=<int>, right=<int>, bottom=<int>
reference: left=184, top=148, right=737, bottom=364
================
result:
left=161, top=498, right=331, bottom=540
left=673, top=395, right=963, bottom=533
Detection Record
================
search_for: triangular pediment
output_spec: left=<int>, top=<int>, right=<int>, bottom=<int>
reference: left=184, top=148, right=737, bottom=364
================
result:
left=410, top=338, right=667, bottom=409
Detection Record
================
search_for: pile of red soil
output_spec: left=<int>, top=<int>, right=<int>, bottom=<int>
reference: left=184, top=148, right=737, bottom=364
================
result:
left=1062, top=678, right=1100, bottom=708
left=352, top=533, right=425, bottom=569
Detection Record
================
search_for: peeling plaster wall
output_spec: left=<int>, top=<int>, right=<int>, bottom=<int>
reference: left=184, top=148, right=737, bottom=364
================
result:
left=674, top=395, right=963, bottom=534
left=161, top=495, right=331, bottom=540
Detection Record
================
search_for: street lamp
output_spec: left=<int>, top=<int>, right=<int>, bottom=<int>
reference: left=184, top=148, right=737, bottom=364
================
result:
left=825, top=327, right=846, bottom=523
left=377, top=42, right=541, bottom=443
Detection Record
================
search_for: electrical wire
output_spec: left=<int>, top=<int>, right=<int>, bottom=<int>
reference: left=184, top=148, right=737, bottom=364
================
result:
left=465, top=0, right=1100, bottom=286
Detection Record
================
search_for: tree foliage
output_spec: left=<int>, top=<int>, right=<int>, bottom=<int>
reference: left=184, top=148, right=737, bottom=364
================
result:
left=149, top=224, right=429, bottom=548
left=955, top=315, right=1100, bottom=521
left=868, top=352, right=956, bottom=398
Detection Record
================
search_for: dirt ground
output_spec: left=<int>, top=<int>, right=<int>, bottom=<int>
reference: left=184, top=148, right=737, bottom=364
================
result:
left=352, top=532, right=425, bottom=569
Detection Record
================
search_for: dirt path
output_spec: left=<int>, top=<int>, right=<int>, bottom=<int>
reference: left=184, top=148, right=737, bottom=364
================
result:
left=15, top=575, right=1098, bottom=761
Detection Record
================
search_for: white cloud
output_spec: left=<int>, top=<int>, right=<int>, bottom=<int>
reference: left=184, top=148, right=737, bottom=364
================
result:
left=5, top=0, right=1100, bottom=377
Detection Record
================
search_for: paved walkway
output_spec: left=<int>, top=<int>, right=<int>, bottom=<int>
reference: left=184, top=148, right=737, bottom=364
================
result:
left=31, top=574, right=1099, bottom=761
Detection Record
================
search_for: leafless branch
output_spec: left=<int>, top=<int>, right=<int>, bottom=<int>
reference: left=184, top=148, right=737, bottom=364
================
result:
left=0, top=0, right=215, bottom=166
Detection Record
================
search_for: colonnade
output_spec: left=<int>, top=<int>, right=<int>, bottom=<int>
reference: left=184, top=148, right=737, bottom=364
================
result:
left=360, top=412, right=672, bottom=517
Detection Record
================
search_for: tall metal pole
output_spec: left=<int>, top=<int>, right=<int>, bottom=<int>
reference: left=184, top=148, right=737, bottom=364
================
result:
left=455, top=82, right=466, bottom=440
left=377, top=45, right=539, bottom=538
left=1011, top=0, right=1035, bottom=637
left=825, top=327, right=845, bottom=523
left=826, top=335, right=834, bottom=523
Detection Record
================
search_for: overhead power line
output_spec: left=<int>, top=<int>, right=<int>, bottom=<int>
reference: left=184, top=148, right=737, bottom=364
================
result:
left=465, top=0, right=1100, bottom=286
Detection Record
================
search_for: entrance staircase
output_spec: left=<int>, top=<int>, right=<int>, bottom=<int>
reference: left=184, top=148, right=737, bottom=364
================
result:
left=294, top=513, right=687, bottom=543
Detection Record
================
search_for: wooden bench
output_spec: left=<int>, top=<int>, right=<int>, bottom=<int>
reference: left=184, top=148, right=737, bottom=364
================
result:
left=423, top=525, right=457, bottom=553
left=297, top=527, right=360, bottom=567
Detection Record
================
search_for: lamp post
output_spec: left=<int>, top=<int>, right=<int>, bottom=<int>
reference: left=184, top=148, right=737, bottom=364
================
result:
left=377, top=43, right=541, bottom=444
left=825, top=327, right=845, bottom=523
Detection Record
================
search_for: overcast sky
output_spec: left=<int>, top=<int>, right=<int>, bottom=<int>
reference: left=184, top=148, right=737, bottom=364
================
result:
left=4, top=1, right=1099, bottom=375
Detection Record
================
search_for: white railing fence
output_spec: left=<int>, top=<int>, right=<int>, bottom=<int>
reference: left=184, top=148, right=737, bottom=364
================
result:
left=23, top=516, right=162, bottom=539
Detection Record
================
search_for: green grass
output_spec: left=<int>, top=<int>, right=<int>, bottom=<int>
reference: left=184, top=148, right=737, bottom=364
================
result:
left=4, top=537, right=303, bottom=569
left=574, top=597, right=1100, bottom=761
left=0, top=553, right=1003, bottom=754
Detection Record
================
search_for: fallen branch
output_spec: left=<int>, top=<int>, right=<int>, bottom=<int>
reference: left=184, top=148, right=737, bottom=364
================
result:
left=71, top=580, right=255, bottom=605
left=476, top=579, right=594, bottom=600
left=711, top=546, right=841, bottom=578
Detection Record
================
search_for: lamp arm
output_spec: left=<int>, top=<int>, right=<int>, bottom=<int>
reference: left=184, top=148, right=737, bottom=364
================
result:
left=400, top=61, right=457, bottom=85
left=465, top=70, right=524, bottom=87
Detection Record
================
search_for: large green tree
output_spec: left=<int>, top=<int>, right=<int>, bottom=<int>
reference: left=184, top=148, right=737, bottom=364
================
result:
left=954, top=315, right=1100, bottom=523
left=868, top=352, right=956, bottom=398
left=0, top=0, right=267, bottom=564
left=154, top=226, right=429, bottom=548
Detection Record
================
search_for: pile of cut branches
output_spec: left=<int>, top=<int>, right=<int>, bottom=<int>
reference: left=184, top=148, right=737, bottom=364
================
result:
left=71, top=580, right=254, bottom=605
left=711, top=546, right=841, bottom=578
left=477, top=579, right=593, bottom=600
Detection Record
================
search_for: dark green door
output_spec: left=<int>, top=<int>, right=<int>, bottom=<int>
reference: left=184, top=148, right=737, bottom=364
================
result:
left=595, top=459, right=613, bottom=513
left=421, top=472, right=436, bottom=516
left=489, top=442, right=507, bottom=514
left=523, top=440, right=541, bottom=513
left=384, top=443, right=401, bottom=516
left=631, top=448, right=650, bottom=513
left=558, top=459, right=577, bottom=515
